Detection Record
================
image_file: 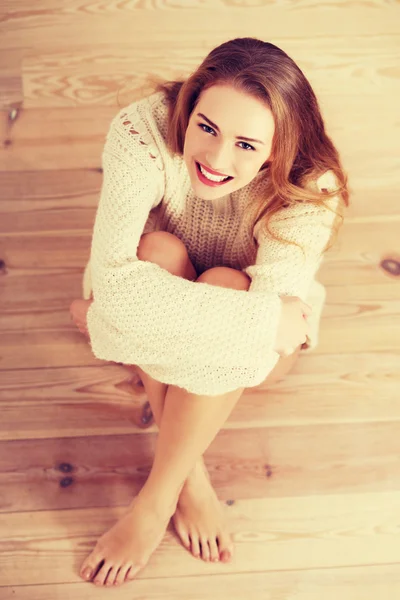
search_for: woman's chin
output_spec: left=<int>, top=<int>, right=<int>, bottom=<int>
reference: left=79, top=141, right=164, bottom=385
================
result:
left=191, top=178, right=236, bottom=198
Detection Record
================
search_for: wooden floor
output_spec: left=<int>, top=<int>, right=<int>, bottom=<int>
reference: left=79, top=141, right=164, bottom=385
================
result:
left=1, top=1, right=400, bottom=598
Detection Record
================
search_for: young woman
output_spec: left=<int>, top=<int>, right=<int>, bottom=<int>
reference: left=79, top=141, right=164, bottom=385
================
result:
left=70, top=37, right=349, bottom=587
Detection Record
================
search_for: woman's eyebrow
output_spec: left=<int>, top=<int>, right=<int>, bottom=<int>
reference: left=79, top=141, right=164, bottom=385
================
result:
left=196, top=112, right=265, bottom=145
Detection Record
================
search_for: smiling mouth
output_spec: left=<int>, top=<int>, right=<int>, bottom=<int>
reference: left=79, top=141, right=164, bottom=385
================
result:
left=195, top=161, right=234, bottom=186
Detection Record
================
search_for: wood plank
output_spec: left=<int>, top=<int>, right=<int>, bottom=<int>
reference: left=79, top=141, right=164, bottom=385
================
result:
left=2, top=3, right=400, bottom=51
left=0, top=329, right=102, bottom=370
left=1, top=491, right=400, bottom=586
left=2, top=564, right=400, bottom=600
left=0, top=363, right=153, bottom=442
left=0, top=169, right=101, bottom=212
left=0, top=351, right=399, bottom=442
left=1, top=420, right=400, bottom=513
left=0, top=271, right=86, bottom=316
left=0, top=48, right=23, bottom=109
left=0, top=106, right=114, bottom=171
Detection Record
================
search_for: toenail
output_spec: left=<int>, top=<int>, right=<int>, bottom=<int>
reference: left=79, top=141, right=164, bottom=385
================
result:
left=83, top=568, right=92, bottom=579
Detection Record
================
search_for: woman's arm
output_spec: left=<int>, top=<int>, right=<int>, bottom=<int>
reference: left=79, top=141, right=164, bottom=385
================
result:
left=87, top=108, right=340, bottom=395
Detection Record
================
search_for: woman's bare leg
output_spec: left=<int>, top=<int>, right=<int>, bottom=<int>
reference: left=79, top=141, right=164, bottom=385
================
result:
left=132, top=232, right=212, bottom=509
left=80, top=329, right=246, bottom=587
left=131, top=235, right=234, bottom=563
left=73, top=234, right=303, bottom=585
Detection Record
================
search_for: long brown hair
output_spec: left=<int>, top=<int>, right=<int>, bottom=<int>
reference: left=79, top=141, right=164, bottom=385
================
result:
left=150, top=37, right=349, bottom=255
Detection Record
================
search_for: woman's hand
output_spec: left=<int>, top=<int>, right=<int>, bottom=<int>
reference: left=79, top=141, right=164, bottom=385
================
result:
left=273, top=295, right=312, bottom=357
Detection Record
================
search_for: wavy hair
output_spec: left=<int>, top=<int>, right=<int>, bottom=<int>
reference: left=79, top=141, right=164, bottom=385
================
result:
left=149, top=37, right=349, bottom=254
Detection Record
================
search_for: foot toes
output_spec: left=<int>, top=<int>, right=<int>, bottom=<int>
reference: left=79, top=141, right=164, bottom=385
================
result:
left=105, top=565, right=121, bottom=587
left=80, top=554, right=103, bottom=581
left=200, top=538, right=211, bottom=562
left=80, top=566, right=92, bottom=581
left=174, top=520, right=191, bottom=549
left=217, top=533, right=234, bottom=562
left=93, top=561, right=112, bottom=586
left=125, top=563, right=144, bottom=581
left=189, top=533, right=201, bottom=559
left=115, top=563, right=133, bottom=586
left=220, top=549, right=232, bottom=562
left=208, top=537, right=220, bottom=562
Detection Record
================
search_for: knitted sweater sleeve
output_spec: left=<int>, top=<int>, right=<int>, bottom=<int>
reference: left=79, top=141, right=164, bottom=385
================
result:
left=244, top=171, right=341, bottom=313
left=86, top=114, right=284, bottom=373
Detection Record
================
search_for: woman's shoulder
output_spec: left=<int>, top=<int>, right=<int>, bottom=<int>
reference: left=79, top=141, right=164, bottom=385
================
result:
left=113, top=91, right=168, bottom=144
left=296, top=168, right=339, bottom=194
left=105, top=91, right=169, bottom=172
left=265, top=169, right=341, bottom=227
left=307, top=169, right=342, bottom=216
left=314, top=169, right=340, bottom=194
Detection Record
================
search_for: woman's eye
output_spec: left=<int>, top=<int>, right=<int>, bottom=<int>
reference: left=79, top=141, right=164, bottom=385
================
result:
left=198, top=123, right=255, bottom=151
left=239, top=141, right=255, bottom=151
left=199, top=123, right=214, bottom=135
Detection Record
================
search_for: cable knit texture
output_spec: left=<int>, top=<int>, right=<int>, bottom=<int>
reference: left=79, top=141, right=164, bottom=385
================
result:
left=83, top=90, right=341, bottom=395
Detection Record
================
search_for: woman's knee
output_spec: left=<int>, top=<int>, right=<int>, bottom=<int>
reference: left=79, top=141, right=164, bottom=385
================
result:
left=137, top=231, right=191, bottom=276
left=196, top=266, right=251, bottom=291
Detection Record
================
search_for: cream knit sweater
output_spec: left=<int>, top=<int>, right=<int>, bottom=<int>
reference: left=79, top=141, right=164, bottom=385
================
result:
left=83, top=90, right=341, bottom=396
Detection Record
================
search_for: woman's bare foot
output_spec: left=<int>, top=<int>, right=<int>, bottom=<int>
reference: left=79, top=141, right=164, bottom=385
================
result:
left=80, top=494, right=173, bottom=587
left=69, top=298, right=93, bottom=338
left=173, top=460, right=234, bottom=563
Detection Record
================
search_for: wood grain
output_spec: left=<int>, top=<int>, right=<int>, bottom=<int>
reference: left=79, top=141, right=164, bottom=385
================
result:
left=1, top=491, right=400, bottom=587
left=1, top=420, right=400, bottom=515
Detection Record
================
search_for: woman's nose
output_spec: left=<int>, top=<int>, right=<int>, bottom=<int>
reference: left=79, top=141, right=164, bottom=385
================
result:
left=206, top=141, right=232, bottom=172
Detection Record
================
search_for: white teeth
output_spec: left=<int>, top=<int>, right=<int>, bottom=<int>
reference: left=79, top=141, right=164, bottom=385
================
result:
left=199, top=163, right=230, bottom=182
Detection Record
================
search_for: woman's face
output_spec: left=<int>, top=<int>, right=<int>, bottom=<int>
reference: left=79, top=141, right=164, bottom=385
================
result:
left=183, top=84, right=275, bottom=199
